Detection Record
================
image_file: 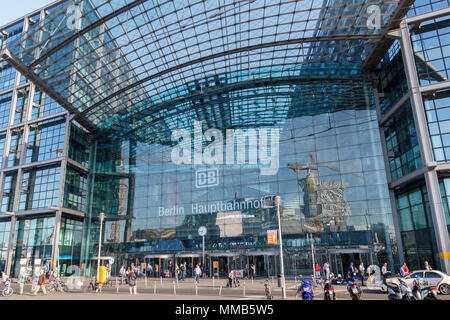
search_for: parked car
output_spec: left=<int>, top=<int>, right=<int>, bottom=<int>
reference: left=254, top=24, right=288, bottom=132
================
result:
left=386, top=270, right=450, bottom=295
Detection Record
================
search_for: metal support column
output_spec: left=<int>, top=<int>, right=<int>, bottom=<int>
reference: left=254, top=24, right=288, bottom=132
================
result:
left=50, top=114, right=73, bottom=273
left=398, top=19, right=450, bottom=273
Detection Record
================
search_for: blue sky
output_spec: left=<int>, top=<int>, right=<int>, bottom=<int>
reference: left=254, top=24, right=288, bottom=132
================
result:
left=0, top=0, right=55, bottom=27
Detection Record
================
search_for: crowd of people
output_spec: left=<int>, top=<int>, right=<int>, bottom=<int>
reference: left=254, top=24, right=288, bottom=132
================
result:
left=312, top=259, right=436, bottom=286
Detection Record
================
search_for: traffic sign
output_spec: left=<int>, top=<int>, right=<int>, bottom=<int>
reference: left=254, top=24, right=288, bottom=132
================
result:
left=198, top=226, right=207, bottom=237
left=267, top=230, right=277, bottom=244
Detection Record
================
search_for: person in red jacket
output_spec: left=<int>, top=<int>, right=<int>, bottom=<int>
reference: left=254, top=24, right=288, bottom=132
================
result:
left=315, top=263, right=321, bottom=279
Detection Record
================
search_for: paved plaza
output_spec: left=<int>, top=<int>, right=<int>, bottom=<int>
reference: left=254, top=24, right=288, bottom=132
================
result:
left=2, top=277, right=450, bottom=300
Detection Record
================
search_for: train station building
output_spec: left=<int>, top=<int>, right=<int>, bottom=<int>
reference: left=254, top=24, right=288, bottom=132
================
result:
left=0, top=0, right=449, bottom=278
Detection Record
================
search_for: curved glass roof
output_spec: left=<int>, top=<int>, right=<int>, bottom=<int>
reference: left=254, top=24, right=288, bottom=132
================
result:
left=4, top=0, right=402, bottom=133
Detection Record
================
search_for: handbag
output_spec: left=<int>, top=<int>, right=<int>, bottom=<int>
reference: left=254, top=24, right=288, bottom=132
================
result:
left=128, top=278, right=135, bottom=286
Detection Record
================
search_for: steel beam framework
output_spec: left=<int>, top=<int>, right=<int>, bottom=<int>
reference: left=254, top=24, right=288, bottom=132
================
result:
left=378, top=11, right=450, bottom=273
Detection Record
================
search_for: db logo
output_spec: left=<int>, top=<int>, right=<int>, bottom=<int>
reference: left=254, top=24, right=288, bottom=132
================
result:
left=195, top=168, right=219, bottom=188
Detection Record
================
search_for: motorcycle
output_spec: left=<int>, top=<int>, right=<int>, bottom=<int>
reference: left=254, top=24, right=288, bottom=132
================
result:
left=336, top=274, right=343, bottom=285
left=387, top=278, right=414, bottom=300
left=297, top=279, right=314, bottom=300
left=347, top=278, right=362, bottom=300
left=323, top=281, right=336, bottom=300
left=412, top=279, right=440, bottom=300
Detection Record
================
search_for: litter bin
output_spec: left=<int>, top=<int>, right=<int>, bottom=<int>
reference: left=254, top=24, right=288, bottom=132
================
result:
left=277, top=274, right=282, bottom=288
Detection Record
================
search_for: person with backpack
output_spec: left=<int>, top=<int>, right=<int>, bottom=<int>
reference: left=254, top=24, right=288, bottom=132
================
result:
left=128, top=266, right=137, bottom=295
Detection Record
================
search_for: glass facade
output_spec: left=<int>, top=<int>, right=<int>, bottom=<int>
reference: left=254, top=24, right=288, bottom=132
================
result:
left=83, top=66, right=397, bottom=275
left=411, top=17, right=450, bottom=86
left=395, top=184, right=439, bottom=270
left=425, top=89, right=450, bottom=161
left=11, top=216, right=55, bottom=278
left=384, top=103, right=422, bottom=181
left=0, top=220, right=11, bottom=273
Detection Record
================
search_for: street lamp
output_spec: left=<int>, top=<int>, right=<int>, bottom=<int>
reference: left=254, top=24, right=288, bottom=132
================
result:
left=97, top=212, right=105, bottom=282
left=275, top=196, right=286, bottom=299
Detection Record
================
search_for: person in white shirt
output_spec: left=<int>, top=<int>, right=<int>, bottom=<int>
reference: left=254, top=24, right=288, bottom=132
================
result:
left=323, top=261, right=331, bottom=280
left=381, top=262, right=391, bottom=286
left=119, top=265, right=126, bottom=284
left=424, top=261, right=432, bottom=271
left=194, top=264, right=202, bottom=283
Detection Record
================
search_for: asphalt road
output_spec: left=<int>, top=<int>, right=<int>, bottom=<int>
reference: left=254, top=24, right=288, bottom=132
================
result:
left=2, top=277, right=450, bottom=300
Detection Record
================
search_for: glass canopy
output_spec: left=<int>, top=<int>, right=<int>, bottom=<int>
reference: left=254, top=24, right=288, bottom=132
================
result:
left=4, top=0, right=402, bottom=135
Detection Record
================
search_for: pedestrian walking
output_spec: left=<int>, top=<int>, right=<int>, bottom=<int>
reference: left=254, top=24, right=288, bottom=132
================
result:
left=381, top=262, right=391, bottom=286
left=169, top=261, right=173, bottom=278
left=32, top=269, right=47, bottom=295
left=181, top=262, right=186, bottom=281
left=120, top=265, right=126, bottom=284
left=230, top=270, right=239, bottom=287
left=323, top=261, right=330, bottom=280
left=201, top=263, right=206, bottom=278
left=348, top=262, right=356, bottom=280
left=358, top=262, right=365, bottom=286
left=128, top=267, right=137, bottom=295
left=251, top=263, right=256, bottom=279
left=18, top=270, right=26, bottom=295
left=243, top=264, right=249, bottom=279
left=194, top=264, right=201, bottom=283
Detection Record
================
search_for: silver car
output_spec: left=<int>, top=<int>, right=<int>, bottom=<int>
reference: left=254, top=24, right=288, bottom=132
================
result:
left=401, top=270, right=450, bottom=295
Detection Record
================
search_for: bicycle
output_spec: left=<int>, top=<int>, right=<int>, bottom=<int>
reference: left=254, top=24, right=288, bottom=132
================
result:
left=1, top=279, right=13, bottom=297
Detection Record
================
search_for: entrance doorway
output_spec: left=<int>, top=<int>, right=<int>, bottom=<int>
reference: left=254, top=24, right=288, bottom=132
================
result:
left=175, top=254, right=201, bottom=278
left=329, top=249, right=373, bottom=278
left=208, top=253, right=239, bottom=277
left=245, top=251, right=279, bottom=278
left=144, top=254, right=173, bottom=278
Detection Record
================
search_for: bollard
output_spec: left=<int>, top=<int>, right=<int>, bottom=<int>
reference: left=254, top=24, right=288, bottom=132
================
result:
left=173, top=281, right=176, bottom=295
left=243, top=284, right=246, bottom=297
left=160, top=276, right=163, bottom=286
left=145, top=276, right=148, bottom=288
left=252, top=278, right=254, bottom=286
left=116, top=277, right=119, bottom=294
left=154, top=281, right=156, bottom=294
left=195, top=283, right=198, bottom=296
left=219, top=285, right=222, bottom=296
left=213, top=276, right=215, bottom=288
